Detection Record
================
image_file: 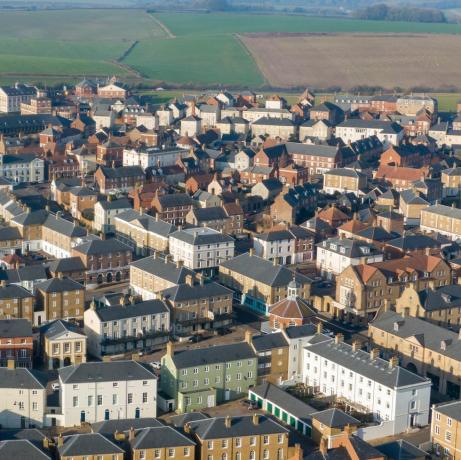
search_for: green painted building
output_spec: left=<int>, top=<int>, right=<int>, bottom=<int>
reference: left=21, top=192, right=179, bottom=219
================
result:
left=160, top=341, right=257, bottom=413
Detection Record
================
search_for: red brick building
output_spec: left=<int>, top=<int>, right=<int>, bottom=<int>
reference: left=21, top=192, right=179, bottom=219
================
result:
left=380, top=144, right=432, bottom=168
left=96, top=140, right=123, bottom=167
left=0, top=319, right=33, bottom=369
left=94, top=165, right=145, bottom=194
left=151, top=191, right=194, bottom=225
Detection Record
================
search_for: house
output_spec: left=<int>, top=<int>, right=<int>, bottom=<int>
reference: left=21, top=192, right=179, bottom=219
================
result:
left=0, top=364, right=46, bottom=428
left=114, top=209, right=175, bottom=256
left=48, top=257, right=86, bottom=283
left=130, top=254, right=195, bottom=300
left=395, top=283, right=461, bottom=332
left=317, top=205, right=349, bottom=229
left=185, top=206, right=235, bottom=234
left=235, top=147, right=256, bottom=171
left=323, top=168, right=367, bottom=195
left=219, top=251, right=311, bottom=315
left=374, top=164, right=429, bottom=191
left=303, top=334, right=431, bottom=435
left=311, top=409, right=360, bottom=445
left=93, top=198, right=132, bottom=234
left=333, top=254, right=451, bottom=324
left=131, top=426, right=196, bottom=460
left=39, top=319, right=86, bottom=370
left=299, top=119, right=333, bottom=142
left=431, top=400, right=461, bottom=459
left=370, top=311, right=461, bottom=398
left=180, top=115, right=202, bottom=137
left=160, top=277, right=233, bottom=336
left=96, top=139, right=123, bottom=167
left=335, top=120, right=404, bottom=147
left=1, top=264, right=48, bottom=293
left=35, top=277, right=85, bottom=324
left=251, top=178, right=283, bottom=201
left=251, top=117, right=296, bottom=141
left=58, top=360, right=157, bottom=426
left=398, top=189, right=429, bottom=226
left=380, top=144, right=432, bottom=168
left=97, top=81, right=127, bottom=99
left=169, top=227, right=235, bottom=275
left=0, top=283, right=35, bottom=322
left=72, top=238, right=132, bottom=286
left=151, top=192, right=194, bottom=226
left=421, top=204, right=461, bottom=240
left=160, top=341, right=257, bottom=413
left=84, top=298, right=170, bottom=358
left=287, top=143, right=345, bottom=176
left=370, top=95, right=398, bottom=114
left=310, top=101, right=343, bottom=123
left=185, top=415, right=292, bottom=460
left=0, top=439, right=51, bottom=460
left=316, top=237, right=383, bottom=280
left=0, top=318, right=33, bottom=368
left=67, top=186, right=98, bottom=220
left=441, top=167, right=461, bottom=198
left=0, top=154, right=45, bottom=184
left=253, top=225, right=315, bottom=264
left=94, top=165, right=145, bottom=194
left=57, top=433, right=125, bottom=460
left=0, top=84, right=36, bottom=113
left=396, top=95, right=437, bottom=117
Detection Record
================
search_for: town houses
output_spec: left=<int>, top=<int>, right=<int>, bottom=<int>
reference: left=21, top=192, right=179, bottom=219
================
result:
left=0, top=81, right=458, bottom=458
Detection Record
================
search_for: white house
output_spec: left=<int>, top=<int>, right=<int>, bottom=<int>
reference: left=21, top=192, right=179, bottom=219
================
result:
left=169, top=227, right=234, bottom=273
left=0, top=365, right=46, bottom=428
left=0, top=154, right=45, bottom=184
left=93, top=198, right=132, bottom=234
left=316, top=237, right=383, bottom=279
left=303, top=334, right=431, bottom=435
left=58, top=361, right=157, bottom=426
left=123, top=146, right=185, bottom=169
left=84, top=299, right=170, bottom=358
left=335, top=120, right=404, bottom=147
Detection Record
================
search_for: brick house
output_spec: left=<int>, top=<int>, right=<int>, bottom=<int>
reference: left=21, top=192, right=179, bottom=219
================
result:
left=0, top=283, right=35, bottom=322
left=380, top=144, right=432, bottom=168
left=0, top=318, right=33, bottom=368
left=270, top=184, right=317, bottom=225
left=96, top=139, right=124, bottom=167
left=94, top=165, right=145, bottom=194
left=374, top=164, right=429, bottom=191
left=151, top=192, right=194, bottom=226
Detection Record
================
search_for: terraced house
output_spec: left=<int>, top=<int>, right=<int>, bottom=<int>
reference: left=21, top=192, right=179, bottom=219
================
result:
left=160, top=341, right=257, bottom=413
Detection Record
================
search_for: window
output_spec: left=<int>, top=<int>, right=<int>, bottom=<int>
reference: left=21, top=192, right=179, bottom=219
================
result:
left=435, top=412, right=441, bottom=421
left=140, top=451, right=146, bottom=460
left=73, top=396, right=78, bottom=407
left=113, top=394, right=118, bottom=405
left=435, top=425, right=440, bottom=435
left=142, top=392, right=148, bottom=403
left=154, top=450, right=161, bottom=459
left=446, top=431, right=452, bottom=442
left=168, top=448, right=175, bottom=457
left=128, top=393, right=133, bottom=404
left=249, top=451, right=255, bottom=460
left=208, top=441, right=213, bottom=450
left=18, top=402, right=24, bottom=410
left=184, top=448, right=190, bottom=457
left=410, top=401, right=416, bottom=410
left=98, top=395, right=103, bottom=406
left=235, top=438, right=241, bottom=447
left=88, top=395, right=93, bottom=406
left=250, top=437, right=256, bottom=446
left=263, top=449, right=269, bottom=460
left=222, top=440, right=228, bottom=448
left=263, top=435, right=269, bottom=445
left=278, top=434, right=284, bottom=444
left=32, top=402, right=38, bottom=411
left=448, top=417, right=452, bottom=427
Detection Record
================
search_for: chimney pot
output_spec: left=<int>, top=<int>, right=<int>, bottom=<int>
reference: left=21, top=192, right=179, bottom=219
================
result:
left=225, top=416, right=232, bottom=428
left=370, top=348, right=380, bottom=360
left=334, top=333, right=344, bottom=345
left=7, top=359, right=15, bottom=369
left=252, top=414, right=259, bottom=425
left=316, top=322, right=323, bottom=335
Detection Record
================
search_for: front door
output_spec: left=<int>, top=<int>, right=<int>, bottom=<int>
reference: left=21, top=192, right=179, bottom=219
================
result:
left=80, top=411, right=85, bottom=423
left=20, top=417, right=25, bottom=428
left=225, top=389, right=230, bottom=401
left=207, top=395, right=215, bottom=408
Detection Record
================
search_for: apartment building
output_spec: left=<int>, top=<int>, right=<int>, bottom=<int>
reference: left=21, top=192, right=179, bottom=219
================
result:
left=0, top=318, right=33, bottom=368
left=323, top=168, right=368, bottom=195
left=0, top=84, right=36, bottom=113
left=421, top=204, right=461, bottom=240
left=114, top=209, right=176, bottom=256
left=316, top=237, right=383, bottom=279
left=94, top=165, right=145, bottom=194
left=130, top=254, right=196, bottom=300
left=123, top=146, right=184, bottom=169
left=72, top=238, right=132, bottom=286
left=442, top=167, right=461, bottom=198
left=303, top=334, right=431, bottom=435
left=35, top=277, right=85, bottom=324
left=219, top=251, right=311, bottom=315
left=160, top=341, right=257, bottom=413
left=160, top=277, right=233, bottom=336
left=431, top=400, right=461, bottom=459
left=58, top=360, right=157, bottom=426
left=39, top=319, right=87, bottom=370
left=396, top=95, right=437, bottom=117
left=186, top=415, right=290, bottom=460
left=370, top=311, right=461, bottom=398
left=151, top=193, right=194, bottom=226
left=335, top=120, right=404, bottom=147
left=0, top=154, right=45, bottom=184
left=333, top=254, right=451, bottom=324
left=84, top=299, right=170, bottom=358
left=169, top=227, right=235, bottom=274
left=0, top=283, right=35, bottom=322
left=0, top=364, right=46, bottom=428
left=185, top=203, right=244, bottom=235
left=94, top=198, right=132, bottom=234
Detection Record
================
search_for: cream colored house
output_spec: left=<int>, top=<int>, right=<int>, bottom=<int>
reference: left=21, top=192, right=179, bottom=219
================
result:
left=420, top=203, right=461, bottom=240
left=251, top=117, right=296, bottom=140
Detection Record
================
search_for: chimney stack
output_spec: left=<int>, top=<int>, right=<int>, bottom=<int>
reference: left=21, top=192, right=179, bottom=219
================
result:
left=166, top=341, right=174, bottom=357
left=184, top=423, right=191, bottom=433
left=128, top=427, right=135, bottom=441
left=252, top=414, right=259, bottom=426
left=351, top=340, right=360, bottom=352
left=370, top=348, right=380, bottom=360
left=245, top=329, right=253, bottom=345
left=316, top=322, right=323, bottom=335
left=249, top=248, right=254, bottom=256
left=225, top=416, right=232, bottom=428
left=389, top=355, right=399, bottom=368
left=57, top=434, right=63, bottom=448
left=176, top=259, right=184, bottom=268
left=7, top=359, right=15, bottom=370
left=185, top=274, right=194, bottom=286
left=334, top=333, right=344, bottom=345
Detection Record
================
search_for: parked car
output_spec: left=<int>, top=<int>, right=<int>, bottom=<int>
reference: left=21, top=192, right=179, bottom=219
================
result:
left=51, top=383, right=60, bottom=391
left=150, top=361, right=161, bottom=370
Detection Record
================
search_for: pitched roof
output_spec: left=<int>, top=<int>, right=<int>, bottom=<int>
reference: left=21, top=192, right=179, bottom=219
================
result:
left=375, top=439, right=429, bottom=460
left=36, top=277, right=83, bottom=293
left=99, top=165, right=144, bottom=179
left=0, top=440, right=50, bottom=460
left=130, top=255, right=195, bottom=283
left=39, top=319, right=84, bottom=340
left=132, top=426, right=195, bottom=450
left=73, top=238, right=131, bottom=255
left=0, top=318, right=32, bottom=338
left=93, top=299, right=169, bottom=322
left=161, top=281, right=232, bottom=302
left=251, top=332, right=288, bottom=351
left=170, top=227, right=234, bottom=245
left=58, top=433, right=124, bottom=457
left=92, top=418, right=162, bottom=435
left=48, top=256, right=86, bottom=273
left=312, top=408, right=359, bottom=428
left=0, top=367, right=47, bottom=389
left=0, top=284, right=34, bottom=300
left=269, top=297, right=317, bottom=320
left=434, top=400, right=461, bottom=421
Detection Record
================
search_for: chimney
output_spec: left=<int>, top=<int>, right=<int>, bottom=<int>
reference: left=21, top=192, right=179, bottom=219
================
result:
left=185, top=274, right=194, bottom=286
left=319, top=437, right=328, bottom=455
left=176, top=259, right=184, bottom=268
left=316, top=322, right=323, bottom=335
left=249, top=248, right=254, bottom=256
left=184, top=423, right=191, bottom=433
left=166, top=341, right=174, bottom=357
left=0, top=280, right=6, bottom=287
left=252, top=414, right=259, bottom=426
left=7, top=359, right=15, bottom=369
left=383, top=299, right=391, bottom=312
left=245, top=329, right=253, bottom=344
left=128, top=427, right=135, bottom=441
left=225, top=416, right=232, bottom=428
left=389, top=355, right=399, bottom=368
left=139, top=206, right=143, bottom=215
left=344, top=424, right=353, bottom=435
left=334, top=333, right=343, bottom=344
left=57, top=434, right=63, bottom=448
left=351, top=340, right=360, bottom=352
left=42, top=437, right=50, bottom=449
left=273, top=258, right=277, bottom=266
left=370, top=348, right=380, bottom=360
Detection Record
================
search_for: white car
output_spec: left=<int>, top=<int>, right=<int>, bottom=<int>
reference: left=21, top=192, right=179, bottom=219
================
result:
left=51, top=383, right=60, bottom=391
left=150, top=361, right=161, bottom=370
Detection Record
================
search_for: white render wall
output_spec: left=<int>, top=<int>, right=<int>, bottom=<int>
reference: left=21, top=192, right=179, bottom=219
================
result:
left=253, top=237, right=294, bottom=265
left=60, top=377, right=157, bottom=426
left=0, top=386, right=45, bottom=428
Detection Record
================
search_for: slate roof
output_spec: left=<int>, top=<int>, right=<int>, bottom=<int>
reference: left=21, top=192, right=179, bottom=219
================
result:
left=170, top=412, right=209, bottom=428
left=0, top=440, right=50, bottom=460
left=170, top=227, right=234, bottom=245
left=0, top=284, right=34, bottom=299
left=132, top=426, right=195, bottom=450
left=221, top=253, right=312, bottom=287
left=375, top=439, right=430, bottom=460
left=251, top=382, right=316, bottom=422
left=418, top=284, right=461, bottom=312
left=2, top=265, right=47, bottom=284
left=73, top=238, right=131, bottom=255
left=191, top=207, right=227, bottom=222
left=93, top=299, right=169, bottom=322
left=39, top=319, right=84, bottom=340
left=386, top=234, right=440, bottom=251
left=58, top=361, right=155, bottom=384
left=338, top=119, right=403, bottom=133
left=0, top=367, right=47, bottom=389
left=284, top=324, right=317, bottom=339
left=157, top=193, right=193, bottom=208
left=92, top=418, right=162, bottom=435
left=48, top=257, right=86, bottom=273
left=171, top=342, right=255, bottom=369
left=318, top=237, right=382, bottom=259
left=43, top=214, right=87, bottom=238
left=0, top=318, right=32, bottom=338
left=306, top=335, right=430, bottom=389
left=98, top=198, right=132, bottom=210
left=130, top=255, right=195, bottom=282
left=36, top=277, right=83, bottom=293
left=115, top=210, right=176, bottom=237
left=324, top=168, right=365, bottom=179
left=188, top=415, right=288, bottom=439
left=269, top=297, right=317, bottom=321
left=312, top=408, right=359, bottom=428
left=99, top=165, right=144, bottom=179
left=421, top=203, right=461, bottom=220
left=434, top=400, right=461, bottom=421
left=253, top=117, right=294, bottom=126
left=161, top=281, right=232, bottom=302
left=58, top=433, right=124, bottom=457
left=251, top=332, right=288, bottom=351
left=285, top=142, right=338, bottom=159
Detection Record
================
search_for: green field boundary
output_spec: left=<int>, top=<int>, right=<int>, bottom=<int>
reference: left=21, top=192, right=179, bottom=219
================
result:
left=233, top=33, right=268, bottom=86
